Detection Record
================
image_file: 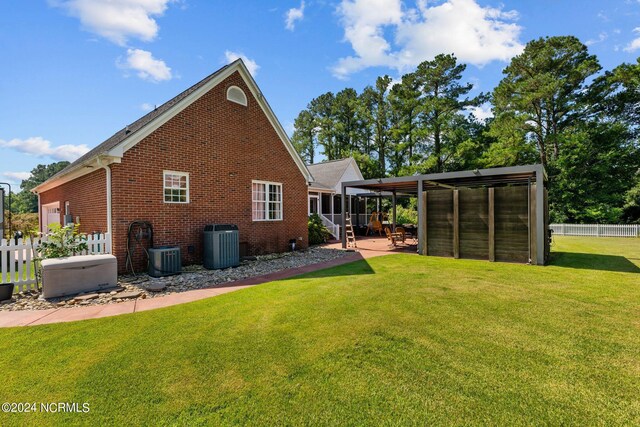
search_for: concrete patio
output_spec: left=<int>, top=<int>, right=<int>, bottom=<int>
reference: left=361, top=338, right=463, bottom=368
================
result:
left=324, top=235, right=419, bottom=254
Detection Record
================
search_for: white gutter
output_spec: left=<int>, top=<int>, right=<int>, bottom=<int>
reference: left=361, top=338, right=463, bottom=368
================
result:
left=97, top=158, right=113, bottom=253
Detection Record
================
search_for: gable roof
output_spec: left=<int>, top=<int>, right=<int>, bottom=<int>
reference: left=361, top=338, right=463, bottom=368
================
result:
left=34, top=59, right=312, bottom=193
left=307, top=157, right=364, bottom=191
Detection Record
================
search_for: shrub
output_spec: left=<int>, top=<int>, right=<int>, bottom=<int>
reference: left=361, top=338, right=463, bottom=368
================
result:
left=10, top=213, right=39, bottom=235
left=308, top=214, right=331, bottom=245
left=395, top=205, right=418, bottom=225
left=39, top=222, right=88, bottom=259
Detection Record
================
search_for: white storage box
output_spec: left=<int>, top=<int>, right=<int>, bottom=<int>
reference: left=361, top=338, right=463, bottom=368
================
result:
left=41, top=254, right=118, bottom=298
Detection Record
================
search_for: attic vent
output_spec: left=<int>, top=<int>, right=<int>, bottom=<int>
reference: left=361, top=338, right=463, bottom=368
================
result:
left=226, top=86, right=247, bottom=106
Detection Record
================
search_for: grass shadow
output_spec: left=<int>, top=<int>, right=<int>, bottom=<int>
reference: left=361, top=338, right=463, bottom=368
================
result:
left=285, top=252, right=376, bottom=280
left=550, top=252, right=640, bottom=273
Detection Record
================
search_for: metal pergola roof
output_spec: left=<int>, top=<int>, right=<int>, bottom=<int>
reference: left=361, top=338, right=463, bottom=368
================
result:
left=342, top=164, right=546, bottom=195
left=340, top=164, right=548, bottom=264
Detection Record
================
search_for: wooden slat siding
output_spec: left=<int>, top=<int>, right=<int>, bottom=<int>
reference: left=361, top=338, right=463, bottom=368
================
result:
left=488, top=188, right=495, bottom=262
left=458, top=188, right=489, bottom=260
left=0, top=239, right=5, bottom=283
left=453, top=190, right=459, bottom=259
left=426, top=189, right=454, bottom=257
left=530, top=184, right=537, bottom=265
left=494, top=186, right=529, bottom=263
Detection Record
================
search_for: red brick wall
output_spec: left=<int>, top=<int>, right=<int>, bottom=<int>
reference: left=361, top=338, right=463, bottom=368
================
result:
left=39, top=169, right=107, bottom=235
left=109, top=71, right=309, bottom=272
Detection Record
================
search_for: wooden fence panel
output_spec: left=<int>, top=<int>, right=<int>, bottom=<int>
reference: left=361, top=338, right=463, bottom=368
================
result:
left=495, top=187, right=530, bottom=263
left=426, top=190, right=454, bottom=257
left=459, top=188, right=489, bottom=260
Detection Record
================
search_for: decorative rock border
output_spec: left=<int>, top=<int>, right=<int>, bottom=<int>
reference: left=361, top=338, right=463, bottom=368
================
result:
left=0, top=248, right=350, bottom=312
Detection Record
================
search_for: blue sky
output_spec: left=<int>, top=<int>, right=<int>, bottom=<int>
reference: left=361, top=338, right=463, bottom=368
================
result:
left=1, top=0, right=639, bottom=188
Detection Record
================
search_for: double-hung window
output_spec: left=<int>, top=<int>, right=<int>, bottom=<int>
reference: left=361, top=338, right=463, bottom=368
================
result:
left=252, top=181, right=282, bottom=221
left=164, top=171, right=189, bottom=203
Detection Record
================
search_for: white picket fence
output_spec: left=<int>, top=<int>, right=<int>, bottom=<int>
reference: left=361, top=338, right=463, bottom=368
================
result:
left=0, top=233, right=111, bottom=292
left=550, top=224, right=639, bottom=238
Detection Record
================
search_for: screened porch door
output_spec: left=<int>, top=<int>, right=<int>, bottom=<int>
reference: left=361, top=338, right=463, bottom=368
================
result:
left=309, top=196, right=319, bottom=215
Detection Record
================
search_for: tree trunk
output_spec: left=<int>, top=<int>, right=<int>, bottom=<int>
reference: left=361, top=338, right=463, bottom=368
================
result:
left=434, top=121, right=442, bottom=173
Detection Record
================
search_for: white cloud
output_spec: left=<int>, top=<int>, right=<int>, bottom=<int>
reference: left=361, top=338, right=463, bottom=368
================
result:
left=285, top=1, right=305, bottom=31
left=51, top=0, right=174, bottom=46
left=624, top=27, right=640, bottom=52
left=51, top=1, right=176, bottom=83
left=2, top=172, right=31, bottom=184
left=224, top=51, right=260, bottom=77
left=0, top=137, right=90, bottom=162
left=466, top=104, right=493, bottom=122
left=586, top=32, right=608, bottom=46
left=332, top=0, right=523, bottom=78
left=120, top=48, right=172, bottom=82
left=141, top=102, right=154, bottom=111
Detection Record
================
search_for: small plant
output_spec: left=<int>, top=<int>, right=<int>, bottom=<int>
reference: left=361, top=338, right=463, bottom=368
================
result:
left=308, top=214, right=331, bottom=245
left=39, top=222, right=88, bottom=259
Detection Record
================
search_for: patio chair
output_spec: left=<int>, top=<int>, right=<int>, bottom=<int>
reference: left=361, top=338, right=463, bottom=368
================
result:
left=384, top=227, right=404, bottom=246
left=395, top=226, right=407, bottom=242
left=366, top=211, right=383, bottom=236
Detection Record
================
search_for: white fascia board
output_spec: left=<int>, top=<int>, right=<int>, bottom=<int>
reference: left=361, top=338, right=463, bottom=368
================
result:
left=33, top=156, right=120, bottom=193
left=308, top=186, right=336, bottom=193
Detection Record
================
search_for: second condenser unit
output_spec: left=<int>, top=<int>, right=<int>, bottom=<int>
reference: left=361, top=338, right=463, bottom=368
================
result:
left=203, top=224, right=240, bottom=269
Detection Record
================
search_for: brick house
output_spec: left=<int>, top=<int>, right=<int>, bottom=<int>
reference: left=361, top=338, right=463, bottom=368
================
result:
left=33, top=59, right=312, bottom=273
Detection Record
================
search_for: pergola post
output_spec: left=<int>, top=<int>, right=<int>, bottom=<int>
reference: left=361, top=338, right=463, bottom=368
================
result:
left=535, top=166, right=545, bottom=265
left=417, top=179, right=426, bottom=255
left=392, top=191, right=397, bottom=231
left=341, top=184, right=347, bottom=248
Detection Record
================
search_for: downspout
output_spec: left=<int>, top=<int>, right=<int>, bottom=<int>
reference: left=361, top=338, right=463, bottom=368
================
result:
left=97, top=158, right=113, bottom=253
left=37, top=193, right=41, bottom=234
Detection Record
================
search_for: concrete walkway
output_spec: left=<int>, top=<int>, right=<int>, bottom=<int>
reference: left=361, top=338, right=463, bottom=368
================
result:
left=0, top=246, right=393, bottom=328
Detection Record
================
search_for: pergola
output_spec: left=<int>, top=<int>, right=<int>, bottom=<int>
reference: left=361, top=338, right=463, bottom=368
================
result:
left=341, top=164, right=548, bottom=265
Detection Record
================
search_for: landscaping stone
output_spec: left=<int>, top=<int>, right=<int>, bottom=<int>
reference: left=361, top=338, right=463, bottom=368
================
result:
left=75, top=293, right=99, bottom=301
left=146, top=283, right=166, bottom=292
left=0, top=247, right=349, bottom=312
left=114, top=291, right=142, bottom=299
left=97, top=286, right=124, bottom=294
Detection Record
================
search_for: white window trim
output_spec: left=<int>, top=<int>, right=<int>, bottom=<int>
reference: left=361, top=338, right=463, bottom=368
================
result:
left=163, top=170, right=190, bottom=204
left=227, top=85, right=248, bottom=106
left=252, top=180, right=283, bottom=222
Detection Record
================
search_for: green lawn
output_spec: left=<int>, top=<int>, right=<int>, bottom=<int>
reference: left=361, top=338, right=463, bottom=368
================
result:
left=1, top=236, right=638, bottom=425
